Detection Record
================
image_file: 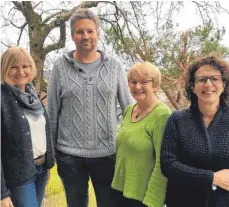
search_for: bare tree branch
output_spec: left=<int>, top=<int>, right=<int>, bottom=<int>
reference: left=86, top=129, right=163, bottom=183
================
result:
left=42, top=10, right=68, bottom=25
left=17, top=22, right=27, bottom=45
left=43, top=22, right=66, bottom=55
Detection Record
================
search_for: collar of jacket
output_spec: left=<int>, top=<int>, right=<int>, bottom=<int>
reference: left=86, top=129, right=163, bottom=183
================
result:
left=63, top=49, right=109, bottom=64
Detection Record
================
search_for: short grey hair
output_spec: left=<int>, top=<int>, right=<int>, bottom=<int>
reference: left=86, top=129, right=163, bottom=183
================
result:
left=70, top=8, right=100, bottom=36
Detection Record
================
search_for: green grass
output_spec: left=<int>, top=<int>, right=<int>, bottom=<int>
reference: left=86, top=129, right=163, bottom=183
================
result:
left=42, top=165, right=97, bottom=207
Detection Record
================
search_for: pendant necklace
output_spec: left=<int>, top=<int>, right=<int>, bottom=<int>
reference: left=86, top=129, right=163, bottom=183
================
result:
left=135, top=114, right=140, bottom=119
left=135, top=105, right=150, bottom=119
left=135, top=101, right=158, bottom=119
left=135, top=113, right=140, bottom=119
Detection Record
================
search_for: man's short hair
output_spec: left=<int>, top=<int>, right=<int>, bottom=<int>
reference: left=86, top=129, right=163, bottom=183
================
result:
left=70, top=8, right=100, bottom=36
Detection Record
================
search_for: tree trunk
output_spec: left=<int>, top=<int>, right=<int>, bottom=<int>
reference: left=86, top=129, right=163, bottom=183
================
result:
left=162, top=88, right=181, bottom=110
left=31, top=52, right=45, bottom=93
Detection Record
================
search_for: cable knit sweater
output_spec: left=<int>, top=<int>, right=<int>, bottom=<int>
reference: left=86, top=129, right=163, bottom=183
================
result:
left=47, top=50, right=133, bottom=158
left=161, top=106, right=229, bottom=207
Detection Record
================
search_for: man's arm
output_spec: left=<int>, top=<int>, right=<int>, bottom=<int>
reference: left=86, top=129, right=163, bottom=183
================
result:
left=116, top=61, right=134, bottom=114
left=47, top=61, right=61, bottom=155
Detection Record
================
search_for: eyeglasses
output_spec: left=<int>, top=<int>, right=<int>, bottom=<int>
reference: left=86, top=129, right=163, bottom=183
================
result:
left=195, top=75, right=224, bottom=85
left=128, top=79, right=153, bottom=87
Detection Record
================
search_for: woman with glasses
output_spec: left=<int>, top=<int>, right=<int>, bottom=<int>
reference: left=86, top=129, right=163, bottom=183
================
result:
left=1, top=47, right=54, bottom=207
left=111, top=62, right=171, bottom=207
left=161, top=56, right=229, bottom=207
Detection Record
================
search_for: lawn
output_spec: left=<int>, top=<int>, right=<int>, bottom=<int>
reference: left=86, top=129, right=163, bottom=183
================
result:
left=42, top=165, right=97, bottom=207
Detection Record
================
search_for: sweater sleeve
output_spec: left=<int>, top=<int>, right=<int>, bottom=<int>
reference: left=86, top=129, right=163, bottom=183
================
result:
left=123, top=104, right=133, bottom=119
left=160, top=112, right=214, bottom=191
left=116, top=60, right=134, bottom=114
left=1, top=97, right=11, bottom=200
left=1, top=160, right=11, bottom=200
left=143, top=114, right=170, bottom=207
left=47, top=61, right=61, bottom=155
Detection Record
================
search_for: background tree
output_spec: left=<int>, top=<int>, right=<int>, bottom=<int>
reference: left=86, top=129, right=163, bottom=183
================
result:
left=1, top=1, right=99, bottom=92
left=159, top=23, right=229, bottom=109
left=1, top=1, right=229, bottom=109
left=102, top=3, right=229, bottom=109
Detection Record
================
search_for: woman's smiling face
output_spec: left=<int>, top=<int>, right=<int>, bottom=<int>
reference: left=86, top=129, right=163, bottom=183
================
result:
left=193, top=65, right=224, bottom=106
left=8, top=61, right=32, bottom=91
left=128, top=73, right=155, bottom=103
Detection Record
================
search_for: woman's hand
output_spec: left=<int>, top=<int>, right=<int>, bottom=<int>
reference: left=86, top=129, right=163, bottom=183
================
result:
left=213, top=169, right=229, bottom=191
left=46, top=169, right=51, bottom=185
left=1, top=197, right=14, bottom=207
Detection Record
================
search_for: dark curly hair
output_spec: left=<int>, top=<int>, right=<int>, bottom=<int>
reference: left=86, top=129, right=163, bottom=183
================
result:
left=185, top=56, right=229, bottom=108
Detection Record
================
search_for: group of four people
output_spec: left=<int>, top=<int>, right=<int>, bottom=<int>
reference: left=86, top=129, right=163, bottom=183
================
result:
left=1, top=8, right=229, bottom=207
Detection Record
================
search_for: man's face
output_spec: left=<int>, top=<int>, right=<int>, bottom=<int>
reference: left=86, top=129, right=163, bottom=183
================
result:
left=72, top=19, right=99, bottom=53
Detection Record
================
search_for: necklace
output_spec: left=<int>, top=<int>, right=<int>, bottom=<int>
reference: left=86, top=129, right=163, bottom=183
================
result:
left=135, top=100, right=159, bottom=119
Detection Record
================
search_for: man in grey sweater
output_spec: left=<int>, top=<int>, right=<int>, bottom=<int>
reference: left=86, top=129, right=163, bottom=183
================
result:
left=47, top=8, right=133, bottom=207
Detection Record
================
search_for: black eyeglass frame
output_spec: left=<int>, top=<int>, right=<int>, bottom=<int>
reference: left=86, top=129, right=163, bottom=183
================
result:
left=194, top=75, right=225, bottom=84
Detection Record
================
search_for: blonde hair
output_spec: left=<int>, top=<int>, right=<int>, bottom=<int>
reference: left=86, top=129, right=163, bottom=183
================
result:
left=128, top=62, right=161, bottom=89
left=1, top=46, right=37, bottom=84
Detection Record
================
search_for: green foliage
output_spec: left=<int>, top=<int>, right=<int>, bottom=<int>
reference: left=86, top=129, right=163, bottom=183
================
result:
left=187, top=24, right=228, bottom=57
left=46, top=165, right=63, bottom=197
left=104, top=26, right=137, bottom=56
left=104, top=19, right=229, bottom=109
left=104, top=21, right=229, bottom=75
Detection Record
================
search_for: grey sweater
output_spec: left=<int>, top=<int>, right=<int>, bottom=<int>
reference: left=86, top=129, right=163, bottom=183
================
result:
left=47, top=50, right=133, bottom=158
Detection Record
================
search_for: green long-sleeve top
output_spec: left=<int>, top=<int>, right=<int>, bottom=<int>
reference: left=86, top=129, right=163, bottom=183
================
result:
left=112, top=102, right=171, bottom=207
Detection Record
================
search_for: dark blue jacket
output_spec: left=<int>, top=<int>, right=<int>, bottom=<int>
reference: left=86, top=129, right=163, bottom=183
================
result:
left=161, top=107, right=229, bottom=207
left=1, top=84, right=54, bottom=199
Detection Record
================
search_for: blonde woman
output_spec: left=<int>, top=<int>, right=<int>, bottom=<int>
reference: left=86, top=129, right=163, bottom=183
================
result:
left=112, top=62, right=171, bottom=207
left=1, top=47, right=54, bottom=207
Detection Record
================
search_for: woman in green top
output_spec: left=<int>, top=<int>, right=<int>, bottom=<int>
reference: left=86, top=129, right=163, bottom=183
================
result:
left=112, top=62, right=171, bottom=207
